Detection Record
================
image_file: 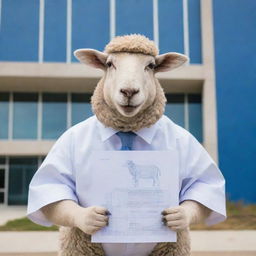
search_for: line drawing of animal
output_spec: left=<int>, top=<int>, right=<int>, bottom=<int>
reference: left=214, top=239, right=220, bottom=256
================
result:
left=125, top=160, right=161, bottom=187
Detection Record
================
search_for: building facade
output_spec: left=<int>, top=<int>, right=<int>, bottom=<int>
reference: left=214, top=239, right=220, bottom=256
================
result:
left=0, top=0, right=255, bottom=205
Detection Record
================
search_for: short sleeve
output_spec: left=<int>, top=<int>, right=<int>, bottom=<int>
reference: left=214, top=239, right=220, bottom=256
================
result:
left=179, top=133, right=227, bottom=226
left=27, top=129, right=78, bottom=226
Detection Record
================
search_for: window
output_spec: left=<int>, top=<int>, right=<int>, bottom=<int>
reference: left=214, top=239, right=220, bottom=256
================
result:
left=0, top=157, right=7, bottom=204
left=0, top=168, right=5, bottom=203
left=0, top=168, right=5, bottom=189
left=0, top=156, right=45, bottom=205
left=165, top=94, right=185, bottom=127
left=8, top=157, right=38, bottom=205
left=42, top=93, right=67, bottom=139
left=165, top=93, right=202, bottom=142
left=0, top=92, right=203, bottom=142
left=0, top=93, right=9, bottom=139
left=188, top=94, right=203, bottom=142
left=0, top=157, right=6, bottom=165
left=13, top=93, right=38, bottom=139
left=72, top=93, right=93, bottom=125
left=0, top=192, right=4, bottom=204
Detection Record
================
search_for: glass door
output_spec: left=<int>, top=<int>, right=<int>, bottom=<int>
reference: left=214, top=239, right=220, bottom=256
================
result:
left=8, top=158, right=38, bottom=205
left=0, top=167, right=5, bottom=203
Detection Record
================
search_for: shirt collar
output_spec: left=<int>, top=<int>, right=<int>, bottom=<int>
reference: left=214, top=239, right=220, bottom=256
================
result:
left=97, top=118, right=160, bottom=144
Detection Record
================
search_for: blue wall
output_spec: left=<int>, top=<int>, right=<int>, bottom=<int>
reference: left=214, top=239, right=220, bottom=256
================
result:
left=72, top=0, right=110, bottom=62
left=44, top=0, right=67, bottom=62
left=213, top=0, right=256, bottom=203
left=0, top=0, right=202, bottom=63
left=158, top=0, right=184, bottom=54
left=0, top=0, right=39, bottom=61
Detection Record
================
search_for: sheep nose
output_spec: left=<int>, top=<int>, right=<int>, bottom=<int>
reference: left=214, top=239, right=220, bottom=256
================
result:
left=120, top=89, right=139, bottom=98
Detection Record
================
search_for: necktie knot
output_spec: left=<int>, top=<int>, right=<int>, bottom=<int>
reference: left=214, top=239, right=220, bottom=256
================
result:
left=116, top=131, right=136, bottom=150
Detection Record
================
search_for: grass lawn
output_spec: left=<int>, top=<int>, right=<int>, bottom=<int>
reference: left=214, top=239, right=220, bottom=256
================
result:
left=0, top=217, right=58, bottom=231
left=191, top=201, right=256, bottom=230
left=0, top=201, right=255, bottom=231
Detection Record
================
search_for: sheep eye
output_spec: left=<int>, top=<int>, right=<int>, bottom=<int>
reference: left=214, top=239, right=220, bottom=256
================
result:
left=147, top=63, right=155, bottom=70
left=106, top=61, right=112, bottom=68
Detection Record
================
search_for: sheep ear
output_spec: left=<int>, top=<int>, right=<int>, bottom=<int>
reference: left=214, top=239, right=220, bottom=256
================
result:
left=74, top=49, right=108, bottom=70
left=154, top=53, right=189, bottom=72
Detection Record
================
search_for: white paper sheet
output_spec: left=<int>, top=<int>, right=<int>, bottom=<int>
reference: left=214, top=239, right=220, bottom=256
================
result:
left=87, top=151, right=179, bottom=243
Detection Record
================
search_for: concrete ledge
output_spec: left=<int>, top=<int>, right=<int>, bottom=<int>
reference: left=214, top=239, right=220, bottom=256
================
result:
left=0, top=62, right=203, bottom=80
left=0, top=141, right=55, bottom=156
left=0, top=62, right=204, bottom=93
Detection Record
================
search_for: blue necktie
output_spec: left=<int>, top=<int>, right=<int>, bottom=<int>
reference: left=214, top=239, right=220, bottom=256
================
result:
left=116, top=131, right=136, bottom=150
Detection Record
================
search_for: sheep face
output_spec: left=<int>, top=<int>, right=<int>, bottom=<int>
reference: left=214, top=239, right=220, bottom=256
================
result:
left=74, top=49, right=188, bottom=118
left=103, top=52, right=157, bottom=117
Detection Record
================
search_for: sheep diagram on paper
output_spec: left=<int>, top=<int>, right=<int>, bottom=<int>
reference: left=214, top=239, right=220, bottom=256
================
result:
left=86, top=150, right=179, bottom=243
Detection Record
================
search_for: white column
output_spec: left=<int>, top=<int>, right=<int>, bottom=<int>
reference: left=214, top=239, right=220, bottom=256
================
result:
left=5, top=156, right=9, bottom=205
left=38, top=0, right=45, bottom=63
left=8, top=92, right=13, bottom=140
left=184, top=94, right=189, bottom=131
left=37, top=92, right=42, bottom=140
left=66, top=0, right=72, bottom=63
left=201, top=0, right=218, bottom=162
left=153, top=0, right=159, bottom=49
left=110, top=0, right=116, bottom=39
left=67, top=92, right=72, bottom=128
left=183, top=0, right=190, bottom=62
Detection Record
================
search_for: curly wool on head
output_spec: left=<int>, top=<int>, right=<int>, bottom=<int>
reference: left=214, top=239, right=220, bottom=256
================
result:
left=91, top=34, right=165, bottom=131
left=104, top=34, right=159, bottom=56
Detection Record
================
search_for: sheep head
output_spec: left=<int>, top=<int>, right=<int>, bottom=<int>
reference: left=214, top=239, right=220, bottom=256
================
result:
left=74, top=34, right=188, bottom=131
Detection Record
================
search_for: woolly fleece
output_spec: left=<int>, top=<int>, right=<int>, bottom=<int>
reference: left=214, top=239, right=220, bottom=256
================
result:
left=59, top=227, right=191, bottom=256
left=105, top=34, right=159, bottom=56
left=91, top=76, right=166, bottom=132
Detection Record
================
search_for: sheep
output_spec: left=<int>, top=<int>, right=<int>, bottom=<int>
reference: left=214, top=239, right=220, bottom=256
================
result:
left=28, top=34, right=225, bottom=256
left=125, top=160, right=161, bottom=187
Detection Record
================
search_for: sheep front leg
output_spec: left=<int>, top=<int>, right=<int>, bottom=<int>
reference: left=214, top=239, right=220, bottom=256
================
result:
left=59, top=226, right=104, bottom=256
left=149, top=200, right=211, bottom=256
left=41, top=200, right=108, bottom=256
left=149, top=228, right=190, bottom=256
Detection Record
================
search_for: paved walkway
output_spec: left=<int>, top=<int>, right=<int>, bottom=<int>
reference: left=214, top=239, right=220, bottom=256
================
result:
left=0, top=231, right=255, bottom=254
left=0, top=208, right=255, bottom=255
left=0, top=206, right=27, bottom=225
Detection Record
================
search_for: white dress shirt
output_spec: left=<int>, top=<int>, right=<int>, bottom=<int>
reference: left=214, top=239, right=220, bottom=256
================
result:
left=27, top=115, right=226, bottom=256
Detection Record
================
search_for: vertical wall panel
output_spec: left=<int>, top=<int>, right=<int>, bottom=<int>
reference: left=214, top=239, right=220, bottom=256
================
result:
left=188, top=0, right=202, bottom=63
left=0, top=0, right=39, bottom=61
left=188, top=94, right=202, bottom=142
left=44, top=0, right=67, bottom=62
left=214, top=0, right=256, bottom=202
left=116, top=0, right=153, bottom=39
left=72, top=0, right=109, bottom=62
left=158, top=0, right=184, bottom=54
